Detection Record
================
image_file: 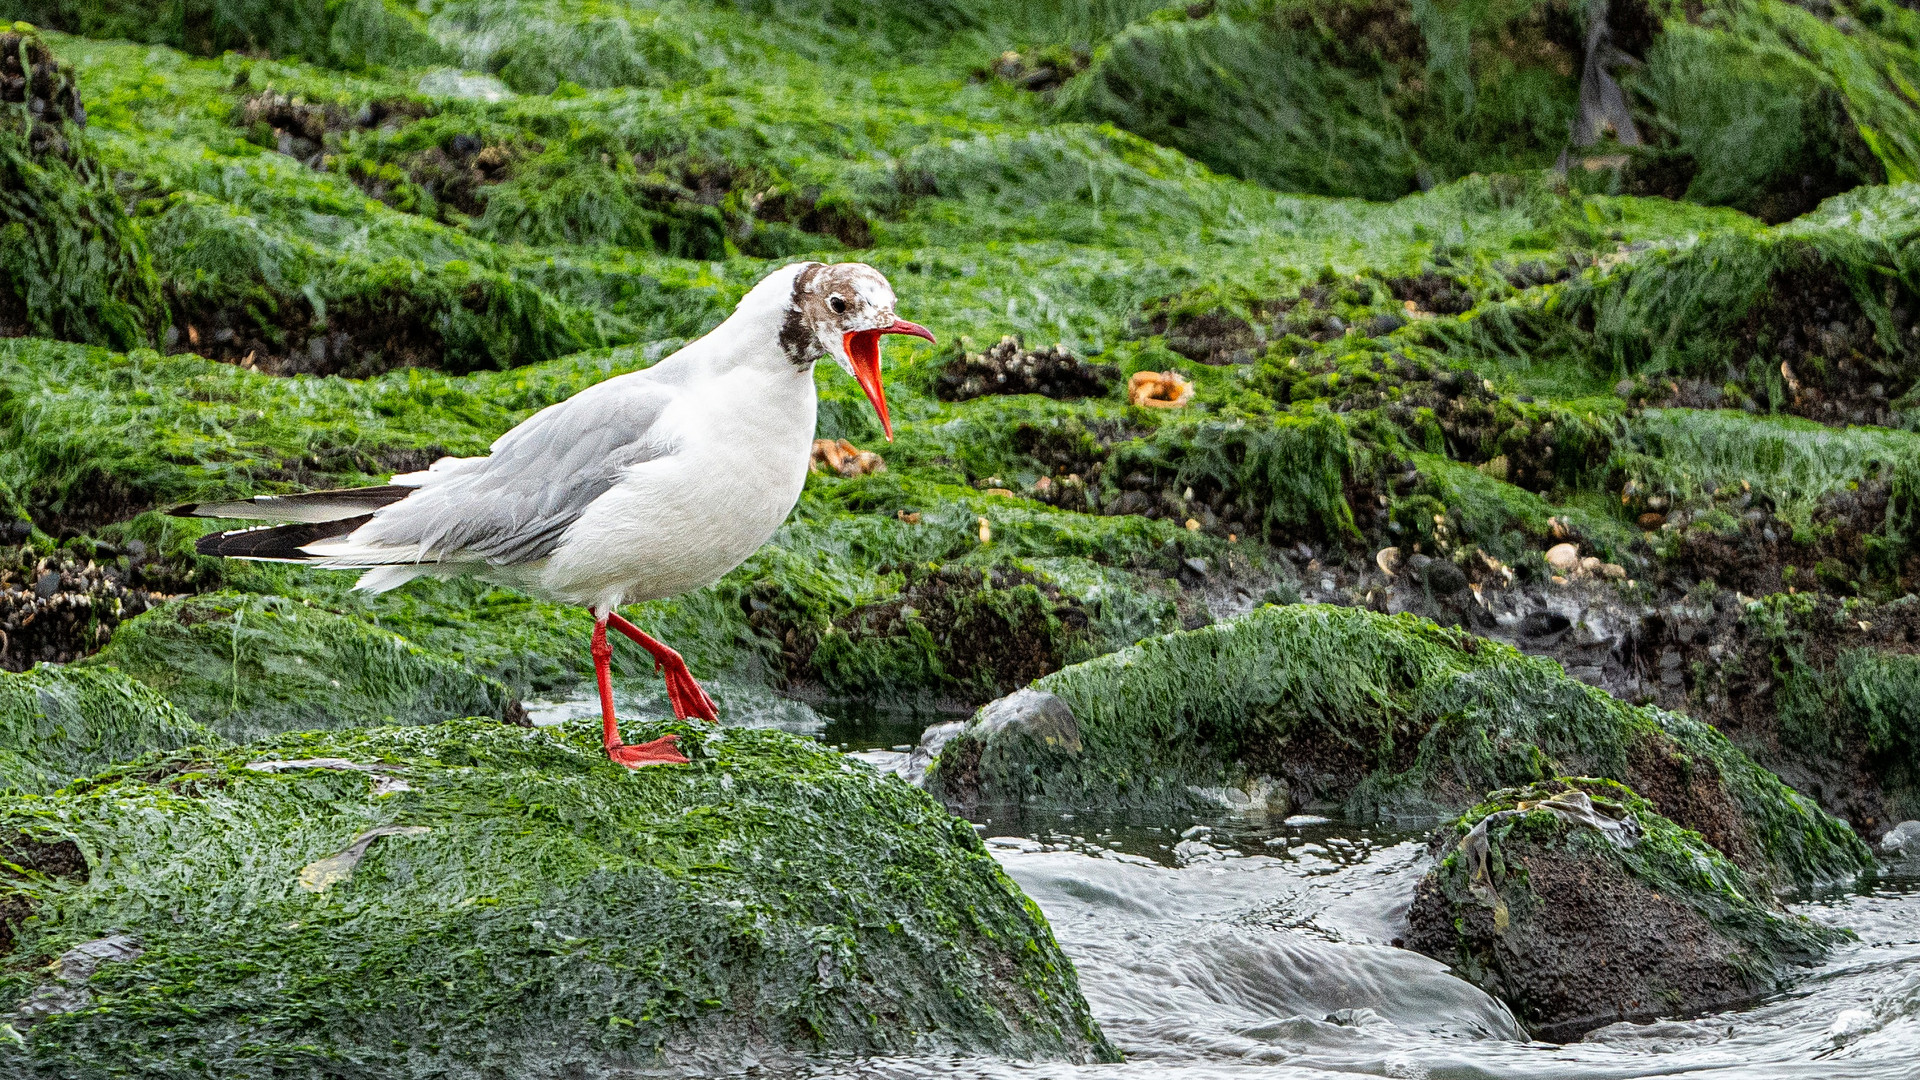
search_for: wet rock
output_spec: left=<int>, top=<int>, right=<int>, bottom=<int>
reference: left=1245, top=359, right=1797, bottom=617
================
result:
left=1407, top=778, right=1847, bottom=1042
left=935, top=336, right=1118, bottom=401
left=0, top=720, right=1116, bottom=1070
left=750, top=563, right=1089, bottom=709
left=1879, top=820, right=1920, bottom=868
left=925, top=605, right=1871, bottom=891
left=930, top=688, right=1081, bottom=816
left=0, top=542, right=189, bottom=670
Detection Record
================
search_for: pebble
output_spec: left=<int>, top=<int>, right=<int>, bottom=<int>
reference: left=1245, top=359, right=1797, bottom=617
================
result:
left=1284, top=814, right=1331, bottom=827
left=1544, top=543, right=1579, bottom=572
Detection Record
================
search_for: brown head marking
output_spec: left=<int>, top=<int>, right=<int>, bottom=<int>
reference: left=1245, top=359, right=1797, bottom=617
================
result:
left=778, top=262, right=826, bottom=368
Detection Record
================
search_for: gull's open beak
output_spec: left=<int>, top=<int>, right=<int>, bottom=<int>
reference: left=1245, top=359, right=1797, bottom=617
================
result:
left=843, top=318, right=934, bottom=442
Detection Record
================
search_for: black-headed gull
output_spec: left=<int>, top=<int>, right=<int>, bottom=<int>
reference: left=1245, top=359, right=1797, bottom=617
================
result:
left=175, top=261, right=934, bottom=766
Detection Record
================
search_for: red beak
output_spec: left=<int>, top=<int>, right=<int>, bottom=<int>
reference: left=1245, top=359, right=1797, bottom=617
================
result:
left=843, top=318, right=934, bottom=442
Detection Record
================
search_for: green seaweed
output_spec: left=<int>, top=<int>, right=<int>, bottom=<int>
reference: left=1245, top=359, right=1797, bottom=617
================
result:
left=0, top=720, right=1116, bottom=1072
left=928, top=603, right=1873, bottom=889
left=85, top=592, right=520, bottom=741
left=0, top=663, right=216, bottom=793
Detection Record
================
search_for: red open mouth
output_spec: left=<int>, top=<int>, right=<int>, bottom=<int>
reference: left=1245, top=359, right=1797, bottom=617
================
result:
left=843, top=318, right=935, bottom=441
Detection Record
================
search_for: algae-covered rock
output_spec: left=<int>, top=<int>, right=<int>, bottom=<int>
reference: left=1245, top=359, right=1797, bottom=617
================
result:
left=0, top=26, right=164, bottom=350
left=0, top=719, right=1115, bottom=1072
left=87, top=592, right=522, bottom=741
left=927, top=604, right=1873, bottom=889
left=1405, top=777, right=1848, bottom=1041
left=0, top=663, right=215, bottom=793
left=1061, top=0, right=1911, bottom=215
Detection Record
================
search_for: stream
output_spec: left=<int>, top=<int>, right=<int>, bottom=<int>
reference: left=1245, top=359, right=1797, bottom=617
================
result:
left=529, top=692, right=1920, bottom=1079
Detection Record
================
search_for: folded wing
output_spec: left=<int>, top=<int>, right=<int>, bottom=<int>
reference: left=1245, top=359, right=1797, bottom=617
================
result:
left=180, top=373, right=677, bottom=574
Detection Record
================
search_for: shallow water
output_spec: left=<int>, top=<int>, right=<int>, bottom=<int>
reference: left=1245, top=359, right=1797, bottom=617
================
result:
left=797, top=807, right=1920, bottom=1080
left=787, top=803, right=1912, bottom=1068
left=528, top=696, right=1920, bottom=1078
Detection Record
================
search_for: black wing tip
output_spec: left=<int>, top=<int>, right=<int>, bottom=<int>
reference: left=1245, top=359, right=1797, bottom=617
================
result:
left=193, top=516, right=372, bottom=561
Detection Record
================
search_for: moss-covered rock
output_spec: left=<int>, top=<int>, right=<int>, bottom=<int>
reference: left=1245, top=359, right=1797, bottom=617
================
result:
left=0, top=719, right=1115, bottom=1072
left=1405, top=777, right=1849, bottom=1041
left=86, top=592, right=522, bottom=741
left=0, top=663, right=215, bottom=793
left=0, top=26, right=164, bottom=350
left=926, top=604, right=1873, bottom=889
left=1060, top=0, right=1913, bottom=215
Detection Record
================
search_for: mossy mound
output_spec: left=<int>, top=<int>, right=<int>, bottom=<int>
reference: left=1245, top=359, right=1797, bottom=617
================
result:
left=0, top=663, right=215, bottom=793
left=926, top=604, right=1872, bottom=889
left=0, top=26, right=163, bottom=350
left=87, top=592, right=522, bottom=741
left=1405, top=777, right=1849, bottom=1041
left=0, top=719, right=1115, bottom=1072
left=15, top=0, right=449, bottom=71
left=1060, top=0, right=1910, bottom=216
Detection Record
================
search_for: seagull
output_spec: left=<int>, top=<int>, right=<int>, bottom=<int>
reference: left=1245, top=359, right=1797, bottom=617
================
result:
left=173, top=261, right=934, bottom=767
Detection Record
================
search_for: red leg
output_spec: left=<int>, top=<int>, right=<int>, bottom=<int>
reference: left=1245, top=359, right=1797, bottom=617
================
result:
left=606, top=612, right=720, bottom=724
left=592, top=611, right=687, bottom=767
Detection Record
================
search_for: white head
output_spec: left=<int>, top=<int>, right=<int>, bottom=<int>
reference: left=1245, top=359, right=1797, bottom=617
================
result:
left=768, top=261, right=934, bottom=440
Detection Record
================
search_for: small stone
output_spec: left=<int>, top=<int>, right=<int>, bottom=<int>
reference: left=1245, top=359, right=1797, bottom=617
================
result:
left=1544, top=543, right=1579, bottom=572
left=1638, top=512, right=1666, bottom=529
left=1579, top=556, right=1603, bottom=575
left=1601, top=563, right=1627, bottom=580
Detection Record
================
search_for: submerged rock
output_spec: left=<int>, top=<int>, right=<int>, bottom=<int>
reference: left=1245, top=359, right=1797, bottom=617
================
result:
left=0, top=663, right=215, bottom=793
left=927, top=604, right=1873, bottom=890
left=1406, top=778, right=1849, bottom=1042
left=0, top=719, right=1115, bottom=1072
left=89, top=593, right=523, bottom=741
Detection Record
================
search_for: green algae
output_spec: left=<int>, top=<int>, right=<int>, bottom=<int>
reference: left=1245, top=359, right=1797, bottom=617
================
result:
left=0, top=27, right=164, bottom=350
left=1060, top=0, right=1920, bottom=214
left=928, top=603, right=1873, bottom=889
left=0, top=664, right=215, bottom=794
left=85, top=592, right=520, bottom=741
left=0, top=719, right=1115, bottom=1072
left=1408, top=776, right=1850, bottom=1040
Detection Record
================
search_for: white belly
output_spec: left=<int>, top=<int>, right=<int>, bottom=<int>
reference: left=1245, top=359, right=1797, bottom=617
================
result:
left=530, top=370, right=816, bottom=610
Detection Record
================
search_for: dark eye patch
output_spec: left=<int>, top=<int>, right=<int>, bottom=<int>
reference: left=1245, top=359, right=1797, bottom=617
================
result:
left=828, top=295, right=848, bottom=314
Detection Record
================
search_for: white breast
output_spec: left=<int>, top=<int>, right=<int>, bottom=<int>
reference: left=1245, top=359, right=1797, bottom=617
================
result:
left=531, top=365, right=818, bottom=610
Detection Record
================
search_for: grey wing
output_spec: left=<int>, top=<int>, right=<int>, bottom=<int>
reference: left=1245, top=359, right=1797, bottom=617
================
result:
left=330, top=374, right=676, bottom=566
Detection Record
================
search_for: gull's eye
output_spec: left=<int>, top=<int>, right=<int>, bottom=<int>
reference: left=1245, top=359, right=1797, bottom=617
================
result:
left=828, top=295, right=848, bottom=315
